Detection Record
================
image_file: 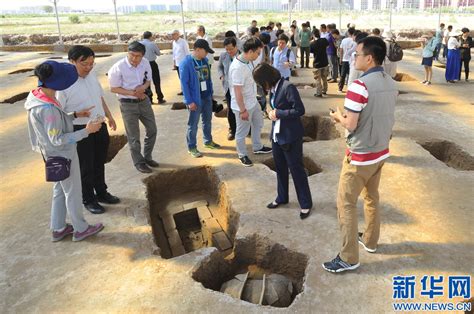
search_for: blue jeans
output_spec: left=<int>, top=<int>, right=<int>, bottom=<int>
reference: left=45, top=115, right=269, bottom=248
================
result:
left=186, top=95, right=213, bottom=149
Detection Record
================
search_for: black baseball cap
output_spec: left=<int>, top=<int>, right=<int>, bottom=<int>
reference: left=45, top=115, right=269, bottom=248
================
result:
left=194, top=39, right=214, bottom=54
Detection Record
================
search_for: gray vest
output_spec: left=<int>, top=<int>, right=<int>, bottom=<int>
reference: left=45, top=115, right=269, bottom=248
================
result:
left=347, top=70, right=397, bottom=153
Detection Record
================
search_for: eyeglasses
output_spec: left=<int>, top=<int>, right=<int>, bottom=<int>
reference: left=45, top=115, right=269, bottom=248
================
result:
left=78, top=62, right=96, bottom=68
left=354, top=53, right=367, bottom=58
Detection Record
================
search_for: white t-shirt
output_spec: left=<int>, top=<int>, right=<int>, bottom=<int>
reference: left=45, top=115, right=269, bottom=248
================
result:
left=57, top=70, right=106, bottom=125
left=340, top=37, right=356, bottom=62
left=443, top=30, right=450, bottom=45
left=228, top=56, right=258, bottom=111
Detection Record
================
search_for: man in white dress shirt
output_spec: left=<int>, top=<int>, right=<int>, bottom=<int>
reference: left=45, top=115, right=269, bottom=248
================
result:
left=140, top=31, right=166, bottom=104
left=172, top=30, right=190, bottom=96
left=108, top=41, right=159, bottom=174
left=57, top=45, right=120, bottom=214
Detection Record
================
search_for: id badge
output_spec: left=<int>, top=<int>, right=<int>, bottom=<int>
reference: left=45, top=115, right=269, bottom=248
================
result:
left=200, top=81, right=207, bottom=92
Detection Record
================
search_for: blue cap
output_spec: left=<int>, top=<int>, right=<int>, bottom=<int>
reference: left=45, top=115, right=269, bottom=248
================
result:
left=38, top=60, right=78, bottom=91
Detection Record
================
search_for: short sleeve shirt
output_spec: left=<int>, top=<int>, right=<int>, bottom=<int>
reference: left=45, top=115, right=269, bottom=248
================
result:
left=57, top=71, right=105, bottom=125
left=228, top=57, right=257, bottom=111
left=108, top=57, right=152, bottom=99
left=340, top=37, right=356, bottom=62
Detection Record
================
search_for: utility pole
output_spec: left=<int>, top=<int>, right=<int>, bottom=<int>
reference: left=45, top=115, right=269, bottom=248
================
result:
left=339, top=0, right=342, bottom=30
left=51, top=0, right=63, bottom=45
left=288, top=0, right=291, bottom=29
left=112, top=0, right=120, bottom=42
left=389, top=0, right=394, bottom=31
left=180, top=0, right=186, bottom=40
left=438, top=0, right=442, bottom=27
left=235, top=0, right=239, bottom=35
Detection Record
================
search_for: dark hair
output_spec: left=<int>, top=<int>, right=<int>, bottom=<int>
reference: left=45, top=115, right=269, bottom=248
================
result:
left=225, top=30, right=236, bottom=37
left=269, top=21, right=275, bottom=26
left=313, top=28, right=321, bottom=38
left=251, top=20, right=257, bottom=24
left=259, top=33, right=271, bottom=45
left=320, top=24, right=327, bottom=29
left=198, top=25, right=205, bottom=33
left=260, top=26, right=267, bottom=32
left=347, top=23, right=351, bottom=28
left=243, top=37, right=263, bottom=53
left=448, top=25, right=453, bottom=30
left=440, top=23, right=445, bottom=27
left=68, top=45, right=95, bottom=62
left=250, top=27, right=260, bottom=35
left=372, top=28, right=381, bottom=35
left=306, top=21, right=311, bottom=28
left=327, top=24, right=334, bottom=31
left=302, top=23, right=307, bottom=28
left=290, top=24, right=296, bottom=29
left=128, top=41, right=146, bottom=55
left=347, top=27, right=356, bottom=36
left=276, top=22, right=282, bottom=27
left=34, top=62, right=54, bottom=82
left=253, top=63, right=281, bottom=89
left=278, top=33, right=289, bottom=43
left=224, top=37, right=237, bottom=47
left=266, top=25, right=273, bottom=31
left=143, top=31, right=152, bottom=39
left=276, top=30, right=284, bottom=38
left=355, top=31, right=369, bottom=42
left=331, top=29, right=340, bottom=35
left=462, top=27, right=469, bottom=33
left=357, top=36, right=386, bottom=66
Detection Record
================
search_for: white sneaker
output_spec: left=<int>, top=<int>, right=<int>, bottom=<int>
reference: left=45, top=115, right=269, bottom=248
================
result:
left=358, top=232, right=377, bottom=253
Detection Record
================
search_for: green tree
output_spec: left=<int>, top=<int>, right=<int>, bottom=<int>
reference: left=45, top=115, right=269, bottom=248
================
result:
left=68, top=15, right=81, bottom=24
left=42, top=5, right=54, bottom=13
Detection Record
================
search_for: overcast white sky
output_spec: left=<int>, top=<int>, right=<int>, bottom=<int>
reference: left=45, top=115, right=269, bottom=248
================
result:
left=3, top=0, right=180, bottom=11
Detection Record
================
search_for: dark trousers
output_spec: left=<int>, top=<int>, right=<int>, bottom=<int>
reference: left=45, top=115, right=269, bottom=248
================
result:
left=300, top=46, right=310, bottom=67
left=434, top=42, right=442, bottom=60
left=146, top=60, right=164, bottom=102
left=459, top=59, right=470, bottom=80
left=442, top=44, right=448, bottom=59
left=73, top=123, right=109, bottom=204
left=272, top=139, right=312, bottom=209
left=225, top=90, right=236, bottom=135
left=328, top=54, right=339, bottom=80
left=338, top=61, right=350, bottom=91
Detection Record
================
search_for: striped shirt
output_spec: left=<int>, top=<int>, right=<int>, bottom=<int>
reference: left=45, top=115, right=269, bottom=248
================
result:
left=344, top=79, right=390, bottom=166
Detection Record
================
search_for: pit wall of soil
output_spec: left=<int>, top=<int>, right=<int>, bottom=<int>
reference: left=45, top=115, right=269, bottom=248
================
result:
left=143, top=166, right=239, bottom=258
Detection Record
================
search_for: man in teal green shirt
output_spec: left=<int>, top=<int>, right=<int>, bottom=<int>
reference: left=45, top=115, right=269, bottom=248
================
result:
left=299, top=23, right=312, bottom=68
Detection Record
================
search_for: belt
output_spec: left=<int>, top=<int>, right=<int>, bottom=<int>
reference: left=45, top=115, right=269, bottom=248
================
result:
left=119, top=98, right=144, bottom=103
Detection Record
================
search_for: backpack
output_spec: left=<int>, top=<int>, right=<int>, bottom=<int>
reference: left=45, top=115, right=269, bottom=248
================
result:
left=270, top=47, right=292, bottom=64
left=387, top=40, right=403, bottom=62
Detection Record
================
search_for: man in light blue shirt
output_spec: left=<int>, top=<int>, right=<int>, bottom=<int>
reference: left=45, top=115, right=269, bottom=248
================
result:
left=140, top=31, right=165, bottom=104
left=270, top=34, right=296, bottom=80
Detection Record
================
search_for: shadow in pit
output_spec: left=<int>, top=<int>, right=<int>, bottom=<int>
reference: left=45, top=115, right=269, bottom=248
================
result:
left=258, top=155, right=323, bottom=177
left=1, top=92, right=29, bottom=104
left=144, top=166, right=239, bottom=259
left=106, top=134, right=127, bottom=163
left=417, top=139, right=474, bottom=171
left=301, top=114, right=341, bottom=142
left=192, top=234, right=308, bottom=308
left=8, top=68, right=34, bottom=75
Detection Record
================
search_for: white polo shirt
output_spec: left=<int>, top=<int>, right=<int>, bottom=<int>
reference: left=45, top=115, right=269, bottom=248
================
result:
left=173, top=38, right=190, bottom=67
left=57, top=70, right=106, bottom=125
left=108, top=56, right=152, bottom=99
left=229, top=56, right=258, bottom=111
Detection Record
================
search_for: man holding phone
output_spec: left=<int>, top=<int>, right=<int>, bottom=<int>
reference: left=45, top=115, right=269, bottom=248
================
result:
left=323, top=36, right=397, bottom=273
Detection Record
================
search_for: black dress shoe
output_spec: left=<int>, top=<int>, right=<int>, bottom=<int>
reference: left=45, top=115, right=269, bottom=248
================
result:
left=227, top=132, right=235, bottom=141
left=145, top=159, right=159, bottom=168
left=136, top=163, right=152, bottom=173
left=300, top=208, right=312, bottom=220
left=177, top=92, right=183, bottom=95
left=97, top=192, right=120, bottom=204
left=84, top=202, right=105, bottom=214
left=266, top=201, right=288, bottom=209
left=158, top=99, right=166, bottom=104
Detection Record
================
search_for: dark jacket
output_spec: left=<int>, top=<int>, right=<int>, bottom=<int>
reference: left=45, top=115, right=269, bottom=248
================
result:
left=460, top=36, right=473, bottom=61
left=310, top=38, right=329, bottom=68
left=270, top=79, right=305, bottom=145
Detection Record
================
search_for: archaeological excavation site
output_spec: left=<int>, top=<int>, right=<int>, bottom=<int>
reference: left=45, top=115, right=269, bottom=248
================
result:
left=1, top=19, right=473, bottom=313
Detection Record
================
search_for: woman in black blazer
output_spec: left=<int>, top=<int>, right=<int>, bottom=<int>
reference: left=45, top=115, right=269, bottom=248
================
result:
left=253, top=63, right=313, bottom=219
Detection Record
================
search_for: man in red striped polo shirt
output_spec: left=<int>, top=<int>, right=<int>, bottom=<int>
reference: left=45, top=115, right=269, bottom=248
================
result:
left=323, top=36, right=398, bottom=273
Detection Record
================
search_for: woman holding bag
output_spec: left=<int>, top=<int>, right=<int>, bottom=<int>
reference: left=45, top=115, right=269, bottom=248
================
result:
left=253, top=63, right=313, bottom=219
left=25, top=60, right=104, bottom=242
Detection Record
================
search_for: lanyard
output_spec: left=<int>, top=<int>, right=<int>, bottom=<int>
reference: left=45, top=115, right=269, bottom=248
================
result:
left=193, top=57, right=206, bottom=81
